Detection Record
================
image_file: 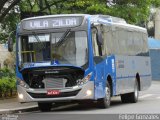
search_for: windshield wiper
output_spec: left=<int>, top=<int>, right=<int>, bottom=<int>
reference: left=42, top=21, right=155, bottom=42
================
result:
left=32, top=32, right=46, bottom=50
left=56, top=29, right=71, bottom=47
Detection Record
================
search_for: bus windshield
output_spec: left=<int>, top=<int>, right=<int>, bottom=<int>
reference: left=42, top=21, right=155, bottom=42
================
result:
left=19, top=31, right=88, bottom=67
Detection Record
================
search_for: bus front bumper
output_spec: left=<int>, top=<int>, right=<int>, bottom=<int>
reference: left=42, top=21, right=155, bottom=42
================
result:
left=17, top=81, right=94, bottom=103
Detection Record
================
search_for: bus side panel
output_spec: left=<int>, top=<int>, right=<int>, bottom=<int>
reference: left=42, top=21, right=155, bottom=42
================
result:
left=94, top=60, right=105, bottom=100
left=105, top=55, right=117, bottom=96
left=94, top=55, right=116, bottom=99
left=115, top=55, right=151, bottom=95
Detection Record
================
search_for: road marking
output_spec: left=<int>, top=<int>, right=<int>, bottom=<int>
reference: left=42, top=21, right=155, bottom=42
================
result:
left=139, top=94, right=153, bottom=99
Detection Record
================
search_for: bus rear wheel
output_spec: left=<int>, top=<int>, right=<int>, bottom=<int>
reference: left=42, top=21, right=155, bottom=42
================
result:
left=97, top=81, right=111, bottom=108
left=38, top=102, right=52, bottom=112
left=121, top=80, right=139, bottom=103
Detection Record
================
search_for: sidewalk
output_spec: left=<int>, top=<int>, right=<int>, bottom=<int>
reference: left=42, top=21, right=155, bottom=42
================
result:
left=0, top=97, right=38, bottom=114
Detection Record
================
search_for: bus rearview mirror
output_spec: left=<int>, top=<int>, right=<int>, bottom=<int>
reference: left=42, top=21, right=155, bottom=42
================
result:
left=8, top=37, right=13, bottom=52
left=96, top=30, right=103, bottom=46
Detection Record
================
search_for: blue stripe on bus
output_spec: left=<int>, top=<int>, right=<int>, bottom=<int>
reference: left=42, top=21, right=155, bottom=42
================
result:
left=116, top=74, right=151, bottom=80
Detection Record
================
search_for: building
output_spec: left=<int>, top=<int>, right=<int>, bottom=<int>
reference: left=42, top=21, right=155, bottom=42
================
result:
left=0, top=44, right=14, bottom=69
left=148, top=37, right=160, bottom=80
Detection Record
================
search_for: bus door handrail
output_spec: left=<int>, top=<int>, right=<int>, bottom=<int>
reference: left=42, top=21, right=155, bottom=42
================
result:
left=21, top=51, right=36, bottom=62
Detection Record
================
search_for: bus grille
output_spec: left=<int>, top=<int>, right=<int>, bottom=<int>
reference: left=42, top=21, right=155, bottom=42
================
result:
left=27, top=89, right=81, bottom=98
left=44, top=78, right=67, bottom=89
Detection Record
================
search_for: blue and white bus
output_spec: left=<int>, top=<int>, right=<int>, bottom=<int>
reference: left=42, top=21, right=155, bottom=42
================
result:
left=8, top=14, right=151, bottom=111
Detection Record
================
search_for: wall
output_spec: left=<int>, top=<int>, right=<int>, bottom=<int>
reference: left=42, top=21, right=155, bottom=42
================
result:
left=0, top=44, right=14, bottom=69
left=150, top=49, right=160, bottom=80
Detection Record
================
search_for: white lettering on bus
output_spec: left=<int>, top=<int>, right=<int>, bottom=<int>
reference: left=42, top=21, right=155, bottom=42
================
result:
left=52, top=18, right=77, bottom=27
left=66, top=18, right=77, bottom=26
left=43, top=20, right=49, bottom=28
left=29, top=20, right=49, bottom=28
left=52, top=20, right=59, bottom=27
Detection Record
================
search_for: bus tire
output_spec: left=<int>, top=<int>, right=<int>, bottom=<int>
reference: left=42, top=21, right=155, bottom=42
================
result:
left=121, top=80, right=139, bottom=103
left=38, top=102, right=52, bottom=112
left=97, top=81, right=111, bottom=108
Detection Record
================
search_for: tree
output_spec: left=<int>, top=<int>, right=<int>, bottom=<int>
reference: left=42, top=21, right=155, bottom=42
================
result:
left=19, top=0, right=106, bottom=16
left=0, top=10, right=19, bottom=43
left=11, top=0, right=160, bottom=25
left=0, top=0, right=20, bottom=23
left=1, top=0, right=160, bottom=43
left=20, top=0, right=159, bottom=26
left=19, top=0, right=65, bottom=19
left=0, top=0, right=21, bottom=43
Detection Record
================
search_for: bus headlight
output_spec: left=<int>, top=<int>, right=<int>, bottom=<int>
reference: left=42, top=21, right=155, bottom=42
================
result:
left=86, top=89, right=92, bottom=96
left=76, top=72, right=92, bottom=85
left=18, top=93, right=24, bottom=99
left=17, top=78, right=29, bottom=89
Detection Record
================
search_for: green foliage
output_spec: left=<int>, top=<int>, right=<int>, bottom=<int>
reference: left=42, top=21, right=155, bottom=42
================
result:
left=0, top=10, right=19, bottom=43
left=86, top=4, right=109, bottom=14
left=106, top=0, right=151, bottom=25
left=19, top=0, right=40, bottom=12
left=0, top=77, right=16, bottom=93
left=0, top=68, right=16, bottom=95
left=18, top=0, right=160, bottom=25
left=2, top=0, right=157, bottom=24
left=0, top=67, right=15, bottom=78
left=151, top=0, right=160, bottom=7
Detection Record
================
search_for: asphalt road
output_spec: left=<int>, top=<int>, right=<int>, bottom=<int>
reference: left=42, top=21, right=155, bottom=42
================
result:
left=9, top=81, right=160, bottom=120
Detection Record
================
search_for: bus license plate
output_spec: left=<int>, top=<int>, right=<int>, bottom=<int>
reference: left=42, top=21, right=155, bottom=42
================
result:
left=47, top=90, right=60, bottom=95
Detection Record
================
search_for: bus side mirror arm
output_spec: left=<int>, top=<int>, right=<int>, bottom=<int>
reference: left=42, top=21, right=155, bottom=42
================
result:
left=8, top=37, right=13, bottom=52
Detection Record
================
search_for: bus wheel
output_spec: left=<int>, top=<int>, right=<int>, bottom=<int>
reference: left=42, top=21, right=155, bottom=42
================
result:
left=38, top=102, right=52, bottom=112
left=121, top=80, right=139, bottom=103
left=97, top=81, right=111, bottom=108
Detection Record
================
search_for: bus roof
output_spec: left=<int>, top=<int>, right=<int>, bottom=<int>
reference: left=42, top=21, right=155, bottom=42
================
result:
left=21, top=14, right=90, bottom=21
left=89, top=15, right=147, bottom=33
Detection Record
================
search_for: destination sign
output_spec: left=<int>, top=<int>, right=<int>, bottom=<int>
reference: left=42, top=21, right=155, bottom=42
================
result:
left=22, top=16, right=83, bottom=30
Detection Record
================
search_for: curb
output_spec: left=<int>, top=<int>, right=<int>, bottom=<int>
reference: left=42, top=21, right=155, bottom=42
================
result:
left=0, top=105, right=38, bottom=115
